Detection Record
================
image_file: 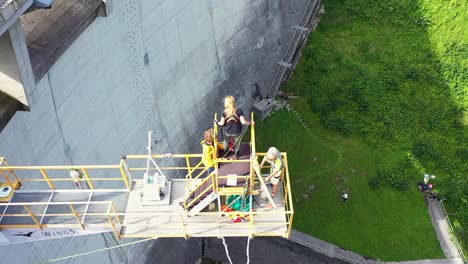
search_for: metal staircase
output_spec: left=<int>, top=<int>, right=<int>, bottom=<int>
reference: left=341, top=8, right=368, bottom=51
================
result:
left=188, top=192, right=218, bottom=216
left=267, top=0, right=321, bottom=99
left=181, top=173, right=217, bottom=216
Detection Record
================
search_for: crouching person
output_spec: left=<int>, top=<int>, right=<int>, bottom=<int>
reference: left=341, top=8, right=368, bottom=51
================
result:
left=259, top=147, right=284, bottom=198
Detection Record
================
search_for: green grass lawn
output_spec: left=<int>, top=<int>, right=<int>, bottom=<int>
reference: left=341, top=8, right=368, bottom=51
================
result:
left=255, top=0, right=467, bottom=260
left=257, top=99, right=444, bottom=261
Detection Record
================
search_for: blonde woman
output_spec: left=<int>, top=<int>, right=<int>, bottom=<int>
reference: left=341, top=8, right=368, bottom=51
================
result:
left=216, top=96, right=253, bottom=159
left=259, top=147, right=284, bottom=197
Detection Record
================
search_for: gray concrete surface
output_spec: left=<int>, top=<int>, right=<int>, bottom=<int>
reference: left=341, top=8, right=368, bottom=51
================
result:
left=291, top=230, right=381, bottom=264
left=0, top=0, right=310, bottom=263
left=386, top=259, right=454, bottom=264
left=21, top=0, right=103, bottom=82
left=29, top=236, right=348, bottom=263
left=426, top=200, right=464, bottom=264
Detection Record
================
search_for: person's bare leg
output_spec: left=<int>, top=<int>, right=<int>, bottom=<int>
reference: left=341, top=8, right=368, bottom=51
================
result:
left=271, top=183, right=278, bottom=197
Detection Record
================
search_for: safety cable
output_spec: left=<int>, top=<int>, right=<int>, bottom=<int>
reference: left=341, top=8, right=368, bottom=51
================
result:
left=219, top=126, right=249, bottom=159
left=220, top=237, right=234, bottom=264
left=41, top=237, right=155, bottom=263
left=246, top=237, right=251, bottom=264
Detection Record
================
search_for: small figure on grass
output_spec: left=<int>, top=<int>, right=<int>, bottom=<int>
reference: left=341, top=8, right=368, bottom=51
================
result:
left=341, top=191, right=349, bottom=203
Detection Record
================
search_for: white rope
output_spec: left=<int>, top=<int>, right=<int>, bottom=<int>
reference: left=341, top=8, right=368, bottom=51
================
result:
left=220, top=237, right=233, bottom=264
left=246, top=237, right=251, bottom=264
left=43, top=237, right=155, bottom=263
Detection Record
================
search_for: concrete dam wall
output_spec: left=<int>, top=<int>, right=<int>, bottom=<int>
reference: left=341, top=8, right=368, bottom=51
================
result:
left=0, top=0, right=307, bottom=262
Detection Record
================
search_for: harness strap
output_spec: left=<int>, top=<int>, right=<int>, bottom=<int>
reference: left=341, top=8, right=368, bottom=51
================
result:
left=225, top=112, right=240, bottom=123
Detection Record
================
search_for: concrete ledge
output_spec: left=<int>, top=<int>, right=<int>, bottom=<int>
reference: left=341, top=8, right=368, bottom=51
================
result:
left=290, top=229, right=465, bottom=264
left=386, top=259, right=454, bottom=264
left=0, top=92, right=21, bottom=132
left=21, top=0, right=102, bottom=81
left=290, top=229, right=382, bottom=264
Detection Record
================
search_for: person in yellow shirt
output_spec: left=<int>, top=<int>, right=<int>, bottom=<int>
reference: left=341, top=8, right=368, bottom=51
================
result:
left=259, top=147, right=284, bottom=198
left=201, top=128, right=217, bottom=174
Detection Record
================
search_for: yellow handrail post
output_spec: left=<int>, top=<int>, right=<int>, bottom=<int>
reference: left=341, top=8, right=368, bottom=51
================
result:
left=23, top=205, right=42, bottom=230
left=39, top=169, right=56, bottom=190
left=250, top=112, right=256, bottom=191
left=0, top=171, right=14, bottom=188
left=185, top=157, right=192, bottom=181
left=287, top=213, right=294, bottom=239
left=81, top=169, right=95, bottom=189
left=2, top=159, right=21, bottom=183
left=106, top=204, right=121, bottom=240
left=119, top=159, right=131, bottom=190
left=249, top=196, right=254, bottom=238
left=283, top=153, right=294, bottom=238
left=111, top=203, right=121, bottom=226
left=214, top=113, right=218, bottom=159
left=180, top=214, right=188, bottom=239
left=213, top=113, right=219, bottom=193
left=69, top=204, right=84, bottom=230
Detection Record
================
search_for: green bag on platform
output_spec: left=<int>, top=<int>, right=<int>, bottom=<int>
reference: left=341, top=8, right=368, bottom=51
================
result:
left=227, top=195, right=250, bottom=212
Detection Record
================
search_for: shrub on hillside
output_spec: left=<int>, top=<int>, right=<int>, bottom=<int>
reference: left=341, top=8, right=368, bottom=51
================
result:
left=412, top=141, right=437, bottom=159
left=368, top=176, right=381, bottom=189
left=377, top=154, right=418, bottom=190
left=455, top=148, right=468, bottom=161
left=322, top=116, right=352, bottom=135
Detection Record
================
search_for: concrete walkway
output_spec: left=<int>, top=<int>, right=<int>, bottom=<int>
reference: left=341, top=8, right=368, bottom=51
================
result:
left=427, top=199, right=464, bottom=264
left=289, top=199, right=465, bottom=264
left=290, top=230, right=382, bottom=264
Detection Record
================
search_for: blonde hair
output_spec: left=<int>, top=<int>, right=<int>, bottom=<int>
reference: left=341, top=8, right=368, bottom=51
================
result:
left=223, top=95, right=237, bottom=117
left=204, top=128, right=214, bottom=143
left=266, top=147, right=278, bottom=161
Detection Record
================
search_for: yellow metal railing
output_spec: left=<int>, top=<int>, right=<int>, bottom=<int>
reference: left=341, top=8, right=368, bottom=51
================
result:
left=119, top=207, right=293, bottom=238
left=0, top=157, right=21, bottom=189
left=0, top=112, right=295, bottom=240
left=0, top=200, right=122, bottom=239
left=181, top=173, right=216, bottom=210
left=0, top=160, right=131, bottom=190
left=255, top=152, right=294, bottom=238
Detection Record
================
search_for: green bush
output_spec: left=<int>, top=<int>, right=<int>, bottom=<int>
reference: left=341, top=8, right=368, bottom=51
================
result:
left=368, top=176, right=381, bottom=189
left=323, top=116, right=352, bottom=135
left=412, top=141, right=437, bottom=159
left=455, top=148, right=468, bottom=161
left=377, top=154, right=418, bottom=190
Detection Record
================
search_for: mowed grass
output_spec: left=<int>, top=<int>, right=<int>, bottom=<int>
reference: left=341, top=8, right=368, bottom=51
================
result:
left=257, top=0, right=467, bottom=258
left=256, top=99, right=443, bottom=261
